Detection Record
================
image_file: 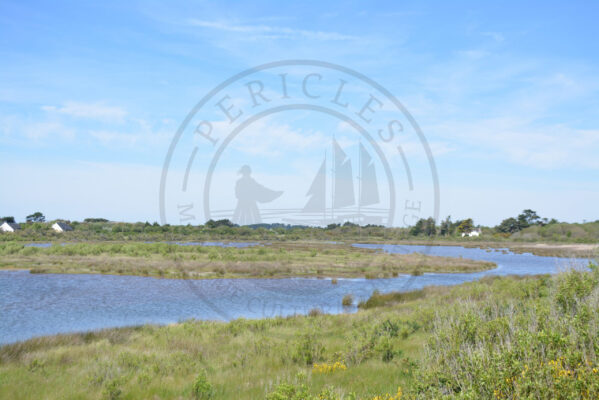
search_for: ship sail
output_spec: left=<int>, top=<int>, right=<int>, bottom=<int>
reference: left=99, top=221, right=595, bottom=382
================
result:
left=359, top=142, right=379, bottom=207
left=333, top=139, right=355, bottom=208
left=302, top=158, right=327, bottom=213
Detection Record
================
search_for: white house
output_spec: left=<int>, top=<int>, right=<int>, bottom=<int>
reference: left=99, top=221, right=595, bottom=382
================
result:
left=1, top=222, right=21, bottom=232
left=52, top=222, right=73, bottom=232
left=461, top=229, right=481, bottom=238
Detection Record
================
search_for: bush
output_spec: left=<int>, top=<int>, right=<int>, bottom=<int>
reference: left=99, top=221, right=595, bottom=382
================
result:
left=292, top=333, right=325, bottom=365
left=342, top=294, right=353, bottom=306
left=192, top=370, right=214, bottom=399
left=412, top=267, right=599, bottom=399
left=308, top=308, right=323, bottom=317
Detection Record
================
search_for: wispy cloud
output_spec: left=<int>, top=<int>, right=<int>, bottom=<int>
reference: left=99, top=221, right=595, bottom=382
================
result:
left=42, top=101, right=127, bottom=122
left=432, top=118, right=599, bottom=170
left=482, top=31, right=505, bottom=43
left=187, top=19, right=358, bottom=41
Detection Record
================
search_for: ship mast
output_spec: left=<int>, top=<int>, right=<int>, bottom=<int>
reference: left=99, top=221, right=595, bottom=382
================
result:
left=331, top=137, right=335, bottom=222
left=358, top=140, right=361, bottom=226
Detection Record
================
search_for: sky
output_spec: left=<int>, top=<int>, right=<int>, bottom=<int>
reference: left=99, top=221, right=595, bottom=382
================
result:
left=1, top=0, right=598, bottom=226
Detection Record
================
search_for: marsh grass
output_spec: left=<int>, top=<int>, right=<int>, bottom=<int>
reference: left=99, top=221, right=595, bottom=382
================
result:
left=0, top=241, right=495, bottom=279
left=1, top=267, right=598, bottom=399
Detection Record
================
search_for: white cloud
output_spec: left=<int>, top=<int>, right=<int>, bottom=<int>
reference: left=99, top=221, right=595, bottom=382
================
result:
left=187, top=19, right=358, bottom=41
left=0, top=115, right=76, bottom=142
left=202, top=116, right=330, bottom=158
left=482, top=31, right=505, bottom=43
left=432, top=118, right=599, bottom=170
left=42, top=101, right=127, bottom=122
left=88, top=128, right=171, bottom=148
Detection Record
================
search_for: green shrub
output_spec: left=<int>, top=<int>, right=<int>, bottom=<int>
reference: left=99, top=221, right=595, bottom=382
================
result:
left=411, top=267, right=599, bottom=399
left=192, top=370, right=214, bottom=399
left=292, top=333, right=325, bottom=365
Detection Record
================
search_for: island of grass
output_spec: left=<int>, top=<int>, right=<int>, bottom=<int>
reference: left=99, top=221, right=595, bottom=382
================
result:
left=1, top=267, right=597, bottom=399
left=0, top=241, right=496, bottom=279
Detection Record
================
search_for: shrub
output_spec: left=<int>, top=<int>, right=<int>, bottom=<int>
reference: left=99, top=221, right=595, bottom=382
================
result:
left=412, top=267, right=599, bottom=399
left=342, top=294, right=353, bottom=306
left=192, top=370, right=214, bottom=399
left=308, top=308, right=323, bottom=317
left=292, top=333, right=325, bottom=365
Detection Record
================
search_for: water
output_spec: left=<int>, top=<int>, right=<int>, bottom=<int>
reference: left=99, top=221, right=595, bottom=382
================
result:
left=0, top=244, right=592, bottom=345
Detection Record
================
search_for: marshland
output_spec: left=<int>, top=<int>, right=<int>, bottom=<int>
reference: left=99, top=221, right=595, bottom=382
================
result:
left=1, top=217, right=598, bottom=399
left=1, top=267, right=598, bottom=399
left=0, top=241, right=496, bottom=279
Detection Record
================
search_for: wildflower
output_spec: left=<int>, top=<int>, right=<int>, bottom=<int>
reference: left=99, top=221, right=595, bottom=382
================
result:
left=312, top=361, right=347, bottom=374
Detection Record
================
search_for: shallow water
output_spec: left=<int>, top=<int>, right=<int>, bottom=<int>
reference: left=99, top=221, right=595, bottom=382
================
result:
left=0, top=244, right=591, bottom=345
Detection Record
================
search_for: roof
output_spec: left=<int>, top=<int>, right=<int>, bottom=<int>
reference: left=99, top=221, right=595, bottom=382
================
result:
left=53, top=221, right=73, bottom=231
left=1, top=222, right=21, bottom=230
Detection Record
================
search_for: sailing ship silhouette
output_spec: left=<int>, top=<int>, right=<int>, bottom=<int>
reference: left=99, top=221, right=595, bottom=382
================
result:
left=298, top=138, right=384, bottom=225
left=211, top=139, right=387, bottom=226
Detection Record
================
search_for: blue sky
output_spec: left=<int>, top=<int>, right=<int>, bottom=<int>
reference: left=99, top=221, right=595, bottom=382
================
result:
left=1, top=0, right=598, bottom=226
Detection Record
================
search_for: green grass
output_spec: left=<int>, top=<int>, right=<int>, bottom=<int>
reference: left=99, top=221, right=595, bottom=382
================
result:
left=1, top=265, right=598, bottom=399
left=0, top=241, right=496, bottom=279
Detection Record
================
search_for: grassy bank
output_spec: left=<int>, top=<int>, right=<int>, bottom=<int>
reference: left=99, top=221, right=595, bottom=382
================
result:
left=1, top=266, right=598, bottom=399
left=0, top=241, right=495, bottom=279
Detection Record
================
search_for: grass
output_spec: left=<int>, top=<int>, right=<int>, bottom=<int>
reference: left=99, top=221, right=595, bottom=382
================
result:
left=1, top=265, right=598, bottom=399
left=0, top=241, right=496, bottom=279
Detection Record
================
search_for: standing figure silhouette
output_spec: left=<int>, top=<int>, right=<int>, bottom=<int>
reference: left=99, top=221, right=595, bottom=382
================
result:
left=232, top=165, right=283, bottom=225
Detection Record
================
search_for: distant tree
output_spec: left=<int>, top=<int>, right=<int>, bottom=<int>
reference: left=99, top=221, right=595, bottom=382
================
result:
left=26, top=212, right=45, bottom=223
left=517, top=209, right=541, bottom=229
left=457, top=218, right=474, bottom=235
left=424, top=217, right=437, bottom=236
left=410, top=219, right=425, bottom=236
left=325, top=223, right=340, bottom=230
left=0, top=216, right=15, bottom=223
left=439, top=216, right=452, bottom=236
left=205, top=219, right=234, bottom=228
left=84, top=218, right=109, bottom=223
left=496, top=217, right=520, bottom=234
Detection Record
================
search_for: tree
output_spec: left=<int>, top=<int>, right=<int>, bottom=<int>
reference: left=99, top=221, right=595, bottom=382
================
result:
left=410, top=219, right=425, bottom=236
left=496, top=217, right=520, bottom=234
left=205, top=219, right=234, bottom=228
left=517, top=209, right=540, bottom=229
left=457, top=218, right=474, bottom=235
left=424, top=217, right=437, bottom=236
left=84, top=218, right=109, bottom=223
left=439, top=216, right=452, bottom=236
left=0, top=216, right=15, bottom=223
left=26, top=212, right=45, bottom=223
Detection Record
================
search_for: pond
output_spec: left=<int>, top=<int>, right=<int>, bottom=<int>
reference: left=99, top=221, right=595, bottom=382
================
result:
left=0, top=244, right=592, bottom=345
